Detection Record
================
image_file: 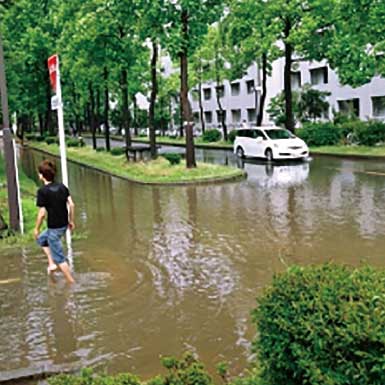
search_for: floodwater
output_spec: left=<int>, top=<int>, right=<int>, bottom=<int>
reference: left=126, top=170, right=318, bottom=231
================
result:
left=2, top=144, right=385, bottom=379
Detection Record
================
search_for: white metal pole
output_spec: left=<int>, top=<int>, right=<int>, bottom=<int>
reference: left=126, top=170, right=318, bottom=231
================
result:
left=12, top=115, right=24, bottom=234
left=55, top=57, right=72, bottom=261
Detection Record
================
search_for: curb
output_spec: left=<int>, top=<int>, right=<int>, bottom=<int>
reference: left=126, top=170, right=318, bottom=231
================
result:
left=26, top=145, right=246, bottom=186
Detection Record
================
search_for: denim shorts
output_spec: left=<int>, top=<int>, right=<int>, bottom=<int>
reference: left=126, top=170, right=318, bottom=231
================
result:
left=36, top=226, right=68, bottom=264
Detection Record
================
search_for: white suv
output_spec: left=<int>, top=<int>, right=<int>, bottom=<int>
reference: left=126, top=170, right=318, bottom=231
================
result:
left=233, top=127, right=309, bottom=161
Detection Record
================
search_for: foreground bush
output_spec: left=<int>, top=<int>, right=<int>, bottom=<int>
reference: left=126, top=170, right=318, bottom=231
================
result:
left=252, top=264, right=385, bottom=385
left=352, top=120, right=385, bottom=146
left=162, top=152, right=182, bottom=165
left=228, top=130, right=238, bottom=144
left=110, top=147, right=126, bottom=156
left=49, top=353, right=214, bottom=385
left=202, top=129, right=221, bottom=143
left=297, top=122, right=342, bottom=146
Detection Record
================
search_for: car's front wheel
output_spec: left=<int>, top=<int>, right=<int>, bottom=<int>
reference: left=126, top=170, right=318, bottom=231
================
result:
left=265, top=148, right=274, bottom=162
left=236, top=146, right=245, bottom=158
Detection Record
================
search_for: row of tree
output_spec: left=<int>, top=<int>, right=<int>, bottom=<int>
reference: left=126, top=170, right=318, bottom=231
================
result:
left=1, top=0, right=384, bottom=168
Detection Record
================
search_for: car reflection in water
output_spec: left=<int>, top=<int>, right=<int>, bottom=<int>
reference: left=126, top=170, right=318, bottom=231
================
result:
left=238, top=158, right=310, bottom=188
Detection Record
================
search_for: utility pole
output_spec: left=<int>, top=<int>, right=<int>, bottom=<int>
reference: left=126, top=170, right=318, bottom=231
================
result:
left=0, top=32, right=21, bottom=232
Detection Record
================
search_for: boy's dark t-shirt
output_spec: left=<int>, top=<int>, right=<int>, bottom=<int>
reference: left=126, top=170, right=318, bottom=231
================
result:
left=36, top=183, right=70, bottom=228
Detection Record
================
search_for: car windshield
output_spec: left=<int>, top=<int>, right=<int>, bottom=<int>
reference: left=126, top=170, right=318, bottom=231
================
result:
left=264, top=129, right=295, bottom=140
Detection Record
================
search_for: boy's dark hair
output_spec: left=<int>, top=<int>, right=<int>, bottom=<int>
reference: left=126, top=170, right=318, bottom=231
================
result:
left=38, top=160, right=56, bottom=182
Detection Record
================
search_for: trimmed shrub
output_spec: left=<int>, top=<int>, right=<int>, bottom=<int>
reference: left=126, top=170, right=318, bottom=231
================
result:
left=162, top=152, right=182, bottom=165
left=252, top=264, right=385, bottom=385
left=228, top=130, right=238, bottom=144
left=95, top=147, right=106, bottom=152
left=202, top=129, right=221, bottom=143
left=25, top=133, right=36, bottom=140
left=353, top=120, right=385, bottom=146
left=110, top=147, right=126, bottom=156
left=337, top=119, right=367, bottom=141
left=35, top=135, right=46, bottom=142
left=45, top=136, right=59, bottom=145
left=66, top=138, right=85, bottom=147
left=297, top=122, right=342, bottom=146
left=48, top=353, right=213, bottom=385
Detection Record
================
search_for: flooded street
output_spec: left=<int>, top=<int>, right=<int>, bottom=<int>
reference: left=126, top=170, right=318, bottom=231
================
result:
left=2, top=144, right=385, bottom=378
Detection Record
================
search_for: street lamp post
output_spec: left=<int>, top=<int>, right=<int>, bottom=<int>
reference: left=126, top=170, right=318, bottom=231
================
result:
left=0, top=32, right=21, bottom=232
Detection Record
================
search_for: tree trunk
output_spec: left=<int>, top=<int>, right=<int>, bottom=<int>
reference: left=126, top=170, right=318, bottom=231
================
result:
left=257, top=53, right=268, bottom=126
left=149, top=40, right=158, bottom=159
left=180, top=9, right=196, bottom=168
left=215, top=50, right=227, bottom=140
left=103, top=66, right=110, bottom=151
left=121, top=68, right=131, bottom=148
left=96, top=88, right=101, bottom=134
left=45, top=67, right=53, bottom=135
left=38, top=113, right=44, bottom=136
left=132, top=95, right=138, bottom=136
left=198, top=79, right=205, bottom=134
left=88, top=82, right=97, bottom=150
left=284, top=20, right=295, bottom=132
left=179, top=96, right=184, bottom=137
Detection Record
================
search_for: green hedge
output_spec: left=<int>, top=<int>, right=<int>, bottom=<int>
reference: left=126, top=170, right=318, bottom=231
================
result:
left=162, top=152, right=182, bottom=165
left=297, top=122, right=342, bottom=146
left=110, top=147, right=126, bottom=156
left=45, top=136, right=59, bottom=145
left=228, top=130, right=238, bottom=144
left=66, top=137, right=85, bottom=147
left=49, top=353, right=214, bottom=385
left=252, top=264, right=385, bottom=385
left=352, top=120, right=385, bottom=146
left=202, top=129, right=221, bottom=143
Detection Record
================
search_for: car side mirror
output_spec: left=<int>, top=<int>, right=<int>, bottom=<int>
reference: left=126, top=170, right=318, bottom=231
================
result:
left=256, top=137, right=263, bottom=143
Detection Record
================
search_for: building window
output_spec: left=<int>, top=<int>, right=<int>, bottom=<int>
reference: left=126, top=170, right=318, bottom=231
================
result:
left=290, top=71, right=301, bottom=90
left=310, top=67, right=328, bottom=85
left=204, top=111, right=213, bottom=123
left=338, top=98, right=360, bottom=117
left=231, top=82, right=240, bottom=96
left=372, top=96, right=385, bottom=118
left=215, top=85, right=225, bottom=98
left=203, top=88, right=212, bottom=101
left=246, top=80, right=255, bottom=94
left=247, top=108, right=257, bottom=123
left=193, top=112, right=200, bottom=123
left=231, top=109, right=241, bottom=123
left=216, top=109, right=227, bottom=122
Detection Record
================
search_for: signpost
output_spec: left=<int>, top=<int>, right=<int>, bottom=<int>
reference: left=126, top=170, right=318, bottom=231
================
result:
left=47, top=54, right=72, bottom=256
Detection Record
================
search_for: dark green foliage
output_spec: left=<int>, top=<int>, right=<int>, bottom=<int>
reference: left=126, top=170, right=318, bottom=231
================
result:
left=48, top=353, right=213, bottom=385
left=202, top=129, right=221, bottom=143
left=25, top=133, right=36, bottom=140
left=352, top=120, right=385, bottom=146
left=45, top=137, right=59, bottom=145
left=252, top=264, right=385, bottom=385
left=35, top=135, right=46, bottom=142
left=228, top=130, right=238, bottom=144
left=110, top=147, right=126, bottom=156
left=95, top=147, right=106, bottom=152
left=66, top=138, right=85, bottom=147
left=297, top=122, right=342, bottom=146
left=162, top=153, right=182, bottom=165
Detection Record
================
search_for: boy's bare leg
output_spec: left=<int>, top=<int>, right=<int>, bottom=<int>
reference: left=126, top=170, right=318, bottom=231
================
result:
left=42, top=246, right=58, bottom=271
left=58, top=261, right=75, bottom=284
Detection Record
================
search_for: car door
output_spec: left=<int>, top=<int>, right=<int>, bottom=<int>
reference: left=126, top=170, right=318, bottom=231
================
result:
left=251, top=129, right=266, bottom=157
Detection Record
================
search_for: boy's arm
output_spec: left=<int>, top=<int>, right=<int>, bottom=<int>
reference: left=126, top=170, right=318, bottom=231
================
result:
left=67, top=196, right=75, bottom=230
left=34, top=207, right=46, bottom=239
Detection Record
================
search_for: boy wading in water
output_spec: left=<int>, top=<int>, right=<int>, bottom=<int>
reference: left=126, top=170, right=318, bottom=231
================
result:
left=34, top=160, right=75, bottom=284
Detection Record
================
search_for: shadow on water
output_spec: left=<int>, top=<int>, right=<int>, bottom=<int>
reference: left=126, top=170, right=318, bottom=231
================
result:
left=2, top=145, right=385, bottom=379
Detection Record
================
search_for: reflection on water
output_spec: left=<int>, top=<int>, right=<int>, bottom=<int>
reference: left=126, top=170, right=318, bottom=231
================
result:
left=2, top=147, right=385, bottom=378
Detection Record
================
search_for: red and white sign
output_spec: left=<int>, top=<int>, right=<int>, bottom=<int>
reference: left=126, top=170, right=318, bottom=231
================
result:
left=47, top=54, right=58, bottom=93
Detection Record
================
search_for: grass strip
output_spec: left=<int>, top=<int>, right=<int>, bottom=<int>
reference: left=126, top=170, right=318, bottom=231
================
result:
left=310, top=145, right=385, bottom=158
left=29, top=142, right=245, bottom=184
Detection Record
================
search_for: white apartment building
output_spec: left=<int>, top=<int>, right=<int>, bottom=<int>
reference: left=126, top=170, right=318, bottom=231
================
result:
left=189, top=57, right=385, bottom=130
